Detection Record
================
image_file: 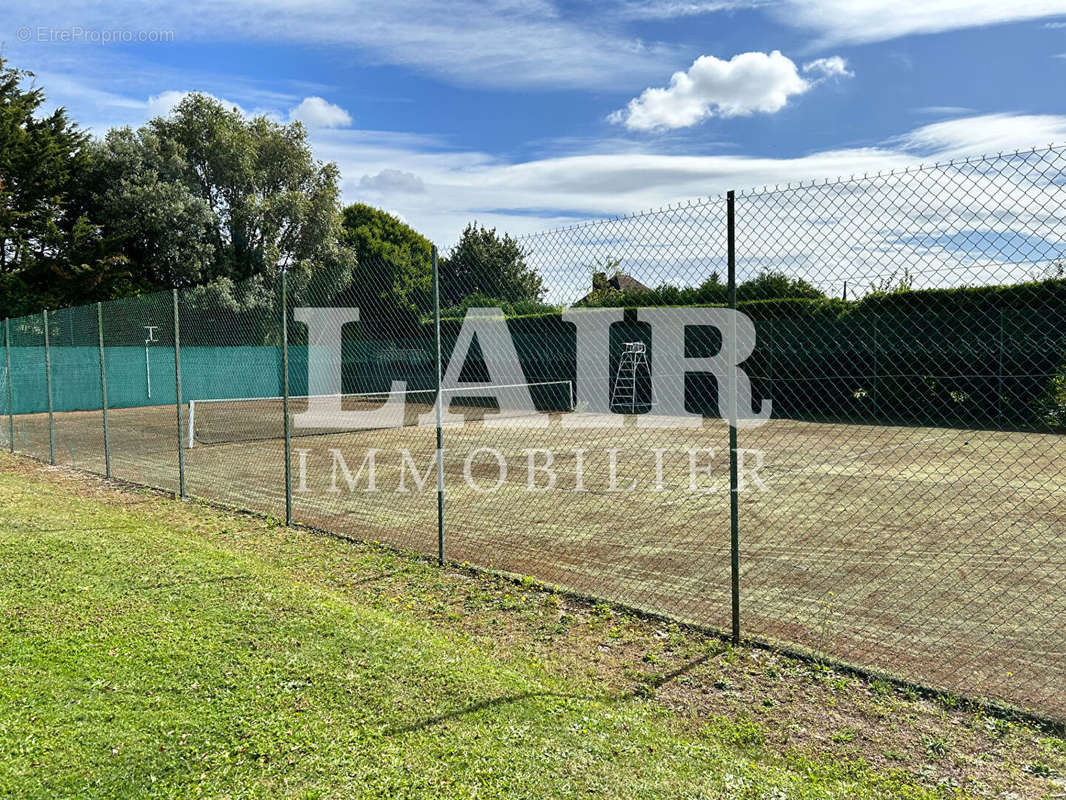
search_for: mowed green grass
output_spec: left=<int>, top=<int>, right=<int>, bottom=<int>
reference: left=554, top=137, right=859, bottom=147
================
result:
left=0, top=465, right=948, bottom=800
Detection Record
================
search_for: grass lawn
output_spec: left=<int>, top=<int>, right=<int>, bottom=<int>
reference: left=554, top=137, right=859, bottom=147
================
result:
left=0, top=454, right=1062, bottom=799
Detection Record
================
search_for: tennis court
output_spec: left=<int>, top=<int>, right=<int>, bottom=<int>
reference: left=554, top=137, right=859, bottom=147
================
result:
left=14, top=399, right=1066, bottom=718
left=3, top=147, right=1064, bottom=724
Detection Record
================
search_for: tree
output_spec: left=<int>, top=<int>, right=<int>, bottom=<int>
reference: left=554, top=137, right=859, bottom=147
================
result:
left=735, top=271, right=824, bottom=302
left=438, top=223, right=544, bottom=308
left=0, top=57, right=111, bottom=315
left=86, top=93, right=351, bottom=303
left=334, top=203, right=432, bottom=331
left=867, top=268, right=915, bottom=297
left=573, top=267, right=821, bottom=308
left=80, top=127, right=216, bottom=292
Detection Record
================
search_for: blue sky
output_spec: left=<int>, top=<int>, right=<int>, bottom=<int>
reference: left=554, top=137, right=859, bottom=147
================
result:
left=3, top=0, right=1066, bottom=243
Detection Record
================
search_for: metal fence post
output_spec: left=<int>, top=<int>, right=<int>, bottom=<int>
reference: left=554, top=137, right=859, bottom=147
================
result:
left=768, top=317, right=774, bottom=401
left=998, top=306, right=1005, bottom=425
left=97, top=302, right=111, bottom=478
left=282, top=269, right=293, bottom=526
left=727, top=190, right=741, bottom=645
left=872, top=315, right=879, bottom=419
left=433, top=244, right=445, bottom=566
left=4, top=318, right=13, bottom=454
left=172, top=289, right=186, bottom=499
left=43, top=309, right=55, bottom=465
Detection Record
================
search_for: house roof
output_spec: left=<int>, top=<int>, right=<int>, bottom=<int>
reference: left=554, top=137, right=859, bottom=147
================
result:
left=576, top=271, right=651, bottom=305
left=607, top=273, right=649, bottom=292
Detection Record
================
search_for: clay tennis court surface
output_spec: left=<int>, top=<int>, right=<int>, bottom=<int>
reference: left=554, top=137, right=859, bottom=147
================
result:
left=6, top=403, right=1064, bottom=720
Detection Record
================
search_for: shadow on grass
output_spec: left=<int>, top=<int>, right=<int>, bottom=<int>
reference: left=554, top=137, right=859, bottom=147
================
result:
left=386, top=650, right=715, bottom=736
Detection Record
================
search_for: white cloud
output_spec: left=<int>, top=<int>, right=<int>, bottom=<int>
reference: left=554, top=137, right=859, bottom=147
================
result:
left=12, top=51, right=1065, bottom=267
left=610, top=51, right=848, bottom=132
left=29, top=70, right=147, bottom=116
left=358, top=169, right=425, bottom=193
left=913, top=106, right=975, bottom=116
left=142, top=90, right=289, bottom=122
left=777, top=0, right=1066, bottom=45
left=893, top=113, right=1066, bottom=157
left=297, top=111, right=1066, bottom=248
left=146, top=90, right=246, bottom=118
left=616, top=0, right=756, bottom=19
left=0, top=0, right=680, bottom=91
left=145, top=90, right=191, bottom=118
left=6, top=0, right=1064, bottom=92
left=802, top=56, right=853, bottom=80
left=288, top=96, right=352, bottom=129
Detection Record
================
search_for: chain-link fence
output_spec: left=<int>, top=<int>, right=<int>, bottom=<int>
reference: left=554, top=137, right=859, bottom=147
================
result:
left=1, top=146, right=1063, bottom=722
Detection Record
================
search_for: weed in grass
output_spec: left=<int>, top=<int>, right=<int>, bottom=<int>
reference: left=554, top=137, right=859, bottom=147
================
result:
left=870, top=679, right=892, bottom=697
left=632, top=683, right=657, bottom=700
left=1042, top=736, right=1066, bottom=755
left=1024, top=761, right=1053, bottom=777
left=832, top=729, right=857, bottom=744
left=982, top=716, right=1011, bottom=740
left=936, top=693, right=962, bottom=712
left=705, top=714, right=767, bottom=749
left=935, top=775, right=961, bottom=794
left=900, top=685, right=920, bottom=702
left=829, top=677, right=850, bottom=692
left=922, top=736, right=950, bottom=758
left=807, top=663, right=832, bottom=682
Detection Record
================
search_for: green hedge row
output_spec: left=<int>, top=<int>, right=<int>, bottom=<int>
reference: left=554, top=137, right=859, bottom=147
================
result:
left=344, top=279, right=1064, bottom=429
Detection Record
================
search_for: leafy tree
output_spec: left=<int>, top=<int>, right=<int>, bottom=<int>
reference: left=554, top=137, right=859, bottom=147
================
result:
left=438, top=292, right=561, bottom=321
left=86, top=93, right=352, bottom=307
left=736, top=271, right=824, bottom=302
left=439, top=223, right=544, bottom=308
left=80, top=127, right=216, bottom=292
left=574, top=267, right=821, bottom=308
left=867, top=268, right=916, bottom=297
left=587, top=256, right=623, bottom=283
left=335, top=203, right=433, bottom=331
left=0, top=57, right=112, bottom=315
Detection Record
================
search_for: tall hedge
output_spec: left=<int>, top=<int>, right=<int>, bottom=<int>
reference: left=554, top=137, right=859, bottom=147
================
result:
left=340, top=279, right=1065, bottom=431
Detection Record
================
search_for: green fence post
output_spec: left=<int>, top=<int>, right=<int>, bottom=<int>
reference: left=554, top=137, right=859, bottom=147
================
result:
left=4, top=318, right=13, bottom=454
left=998, top=306, right=1005, bottom=425
left=727, top=190, right=740, bottom=646
left=433, top=244, right=445, bottom=566
left=282, top=269, right=293, bottom=526
left=43, top=309, right=55, bottom=465
left=173, top=289, right=186, bottom=499
left=872, top=315, right=878, bottom=420
left=768, top=317, right=774, bottom=403
left=97, top=302, right=111, bottom=478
